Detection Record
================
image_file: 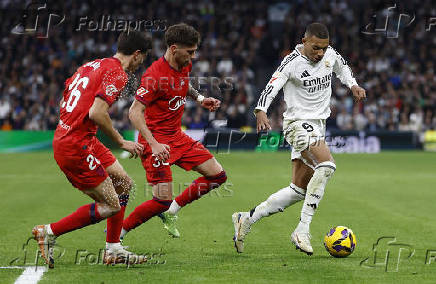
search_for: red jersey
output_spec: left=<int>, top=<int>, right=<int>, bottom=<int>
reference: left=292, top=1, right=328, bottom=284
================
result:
left=135, top=57, right=192, bottom=141
left=53, top=57, right=127, bottom=155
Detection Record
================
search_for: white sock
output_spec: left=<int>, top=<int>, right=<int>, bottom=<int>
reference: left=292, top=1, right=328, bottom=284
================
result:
left=45, top=224, right=54, bottom=235
left=297, top=161, right=336, bottom=232
left=167, top=200, right=181, bottom=215
left=249, top=183, right=306, bottom=224
left=120, top=228, right=128, bottom=239
left=106, top=242, right=121, bottom=250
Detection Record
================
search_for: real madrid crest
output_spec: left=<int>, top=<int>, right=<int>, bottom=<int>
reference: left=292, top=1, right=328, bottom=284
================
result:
left=325, top=60, right=330, bottom=68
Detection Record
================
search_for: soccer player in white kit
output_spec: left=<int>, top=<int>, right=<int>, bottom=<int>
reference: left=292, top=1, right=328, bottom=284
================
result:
left=232, top=22, right=366, bottom=255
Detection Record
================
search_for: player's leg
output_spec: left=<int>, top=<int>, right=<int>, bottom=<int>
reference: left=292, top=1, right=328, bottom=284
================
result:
left=232, top=159, right=313, bottom=253
left=121, top=150, right=173, bottom=238
left=104, top=160, right=133, bottom=246
left=291, top=139, right=335, bottom=255
left=167, top=157, right=227, bottom=215
left=158, top=141, right=226, bottom=238
left=248, top=159, right=313, bottom=223
left=122, top=182, right=173, bottom=237
left=32, top=177, right=120, bottom=267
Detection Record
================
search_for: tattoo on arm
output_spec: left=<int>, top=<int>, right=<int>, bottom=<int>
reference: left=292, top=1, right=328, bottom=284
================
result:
left=188, top=83, right=201, bottom=100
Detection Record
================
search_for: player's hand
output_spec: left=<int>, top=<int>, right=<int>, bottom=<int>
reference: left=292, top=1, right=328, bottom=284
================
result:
left=351, top=85, right=366, bottom=102
left=120, top=140, right=144, bottom=159
left=255, top=110, right=271, bottom=132
left=151, top=142, right=170, bottom=163
left=201, top=97, right=221, bottom=112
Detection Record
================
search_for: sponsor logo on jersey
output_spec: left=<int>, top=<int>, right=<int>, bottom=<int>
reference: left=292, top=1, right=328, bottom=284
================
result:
left=303, top=73, right=332, bottom=93
left=136, top=87, right=149, bottom=97
left=105, top=84, right=118, bottom=96
left=168, top=96, right=186, bottom=111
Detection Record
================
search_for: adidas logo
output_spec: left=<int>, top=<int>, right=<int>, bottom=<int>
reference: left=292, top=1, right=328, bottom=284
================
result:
left=301, top=70, right=310, bottom=78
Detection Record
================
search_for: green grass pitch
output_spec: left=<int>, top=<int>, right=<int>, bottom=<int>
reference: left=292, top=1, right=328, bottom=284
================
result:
left=1, top=151, right=436, bottom=283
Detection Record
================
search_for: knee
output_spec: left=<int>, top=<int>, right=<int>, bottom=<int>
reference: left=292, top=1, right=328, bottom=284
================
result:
left=98, top=202, right=121, bottom=218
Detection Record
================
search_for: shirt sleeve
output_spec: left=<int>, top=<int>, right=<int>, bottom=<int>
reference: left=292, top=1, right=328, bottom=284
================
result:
left=255, top=55, right=294, bottom=113
left=96, top=68, right=128, bottom=107
left=332, top=48, right=358, bottom=89
left=135, top=72, right=160, bottom=106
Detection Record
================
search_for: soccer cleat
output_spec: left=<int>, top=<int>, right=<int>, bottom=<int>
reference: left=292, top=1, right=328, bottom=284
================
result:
left=103, top=244, right=147, bottom=265
left=32, top=225, right=56, bottom=268
left=158, top=212, right=180, bottom=238
left=232, top=212, right=251, bottom=253
left=291, top=230, right=313, bottom=255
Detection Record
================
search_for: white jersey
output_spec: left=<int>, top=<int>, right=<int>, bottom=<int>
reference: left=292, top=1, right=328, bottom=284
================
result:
left=256, top=44, right=357, bottom=121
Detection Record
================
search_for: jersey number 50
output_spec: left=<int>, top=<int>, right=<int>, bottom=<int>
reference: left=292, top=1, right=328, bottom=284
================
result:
left=63, top=73, right=89, bottom=112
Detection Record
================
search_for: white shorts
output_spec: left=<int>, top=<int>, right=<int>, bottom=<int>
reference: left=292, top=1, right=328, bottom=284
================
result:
left=283, top=119, right=326, bottom=169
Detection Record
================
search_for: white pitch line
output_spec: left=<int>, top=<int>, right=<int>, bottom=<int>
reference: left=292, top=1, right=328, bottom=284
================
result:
left=13, top=266, right=47, bottom=284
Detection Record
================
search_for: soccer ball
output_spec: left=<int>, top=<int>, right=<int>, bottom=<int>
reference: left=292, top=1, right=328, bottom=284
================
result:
left=324, top=226, right=356, bottom=258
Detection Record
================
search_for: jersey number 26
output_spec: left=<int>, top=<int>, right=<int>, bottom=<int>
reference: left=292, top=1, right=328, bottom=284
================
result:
left=63, top=73, right=89, bottom=112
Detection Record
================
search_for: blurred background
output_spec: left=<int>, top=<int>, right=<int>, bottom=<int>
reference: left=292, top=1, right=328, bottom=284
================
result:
left=0, top=0, right=435, bottom=152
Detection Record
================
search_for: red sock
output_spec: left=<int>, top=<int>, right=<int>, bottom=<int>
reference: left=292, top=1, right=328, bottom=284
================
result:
left=175, top=171, right=227, bottom=207
left=123, top=198, right=171, bottom=231
left=106, top=206, right=125, bottom=243
left=50, top=203, right=102, bottom=236
left=106, top=194, right=129, bottom=243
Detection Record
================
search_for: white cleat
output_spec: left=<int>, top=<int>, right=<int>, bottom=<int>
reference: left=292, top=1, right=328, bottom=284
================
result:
left=291, top=230, right=313, bottom=255
left=103, top=244, right=147, bottom=265
left=232, top=212, right=251, bottom=253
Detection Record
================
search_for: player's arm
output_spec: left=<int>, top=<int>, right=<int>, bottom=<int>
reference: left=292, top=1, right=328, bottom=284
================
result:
left=128, top=99, right=170, bottom=162
left=332, top=50, right=366, bottom=102
left=89, top=97, right=143, bottom=158
left=254, top=71, right=288, bottom=132
left=187, top=83, right=221, bottom=112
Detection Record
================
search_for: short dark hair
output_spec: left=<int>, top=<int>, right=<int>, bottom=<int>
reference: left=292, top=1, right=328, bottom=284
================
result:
left=117, top=31, right=152, bottom=55
left=305, top=22, right=329, bottom=39
left=165, top=23, right=200, bottom=47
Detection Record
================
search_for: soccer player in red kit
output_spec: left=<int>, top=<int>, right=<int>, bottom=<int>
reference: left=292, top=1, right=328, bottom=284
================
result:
left=121, top=23, right=225, bottom=239
left=32, top=31, right=151, bottom=267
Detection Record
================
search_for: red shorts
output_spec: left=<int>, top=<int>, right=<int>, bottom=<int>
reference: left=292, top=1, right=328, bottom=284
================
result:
left=53, top=136, right=116, bottom=190
left=139, top=132, right=214, bottom=184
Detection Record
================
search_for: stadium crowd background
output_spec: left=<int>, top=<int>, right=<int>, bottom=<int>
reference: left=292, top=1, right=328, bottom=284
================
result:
left=0, top=0, right=435, bottom=134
